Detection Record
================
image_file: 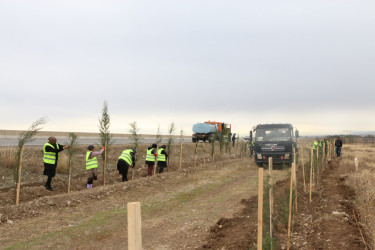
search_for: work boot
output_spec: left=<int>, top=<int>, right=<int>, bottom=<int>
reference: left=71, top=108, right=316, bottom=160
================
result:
left=45, top=185, right=53, bottom=191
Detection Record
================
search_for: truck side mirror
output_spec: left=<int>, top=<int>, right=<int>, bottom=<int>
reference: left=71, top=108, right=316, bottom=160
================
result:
left=295, top=130, right=299, bottom=138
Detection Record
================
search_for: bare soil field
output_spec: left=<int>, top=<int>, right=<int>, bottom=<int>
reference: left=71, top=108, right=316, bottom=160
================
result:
left=0, top=141, right=372, bottom=249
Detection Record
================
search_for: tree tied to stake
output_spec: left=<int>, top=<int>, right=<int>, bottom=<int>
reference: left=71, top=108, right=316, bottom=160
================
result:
left=167, top=121, right=176, bottom=167
left=98, top=101, right=113, bottom=185
left=66, top=132, right=78, bottom=193
left=15, top=117, right=47, bottom=205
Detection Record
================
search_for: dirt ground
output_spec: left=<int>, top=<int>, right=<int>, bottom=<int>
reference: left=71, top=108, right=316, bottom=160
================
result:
left=0, top=143, right=369, bottom=249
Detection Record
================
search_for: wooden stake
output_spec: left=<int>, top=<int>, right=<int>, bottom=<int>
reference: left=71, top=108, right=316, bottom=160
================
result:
left=355, top=158, right=358, bottom=171
left=301, top=147, right=306, bottom=193
left=287, top=163, right=294, bottom=250
left=103, top=141, right=107, bottom=186
left=268, top=157, right=273, bottom=243
left=15, top=147, right=24, bottom=205
left=257, top=167, right=264, bottom=250
left=293, top=148, right=297, bottom=213
left=179, top=143, right=183, bottom=170
left=203, top=143, right=206, bottom=165
left=310, top=148, right=313, bottom=203
left=68, top=158, right=72, bottom=193
left=153, top=146, right=158, bottom=175
left=194, top=141, right=198, bottom=169
left=128, top=202, right=142, bottom=250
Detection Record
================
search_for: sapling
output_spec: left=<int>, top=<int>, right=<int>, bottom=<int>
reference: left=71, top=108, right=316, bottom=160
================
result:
left=166, top=121, right=176, bottom=169
left=156, top=124, right=163, bottom=145
left=98, top=101, right=113, bottom=185
left=66, top=132, right=78, bottom=193
left=129, top=122, right=141, bottom=179
left=15, top=117, right=47, bottom=205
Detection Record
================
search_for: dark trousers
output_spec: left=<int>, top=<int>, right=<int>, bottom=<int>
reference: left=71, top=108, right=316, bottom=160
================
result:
left=336, top=147, right=342, bottom=157
left=117, top=159, right=130, bottom=182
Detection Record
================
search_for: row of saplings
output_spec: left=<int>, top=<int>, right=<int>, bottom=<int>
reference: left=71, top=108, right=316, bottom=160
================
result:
left=13, top=130, right=248, bottom=206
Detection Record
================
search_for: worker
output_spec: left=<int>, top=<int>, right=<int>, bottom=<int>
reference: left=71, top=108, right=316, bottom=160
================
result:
left=157, top=145, right=168, bottom=173
left=249, top=140, right=255, bottom=158
left=43, top=136, right=70, bottom=191
left=145, top=143, right=157, bottom=176
left=117, top=148, right=136, bottom=182
left=312, top=139, right=319, bottom=156
left=232, top=133, right=236, bottom=147
left=335, top=136, right=343, bottom=157
left=86, top=145, right=105, bottom=189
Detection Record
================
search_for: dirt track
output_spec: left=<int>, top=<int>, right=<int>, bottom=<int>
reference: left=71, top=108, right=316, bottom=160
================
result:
left=0, top=144, right=368, bottom=249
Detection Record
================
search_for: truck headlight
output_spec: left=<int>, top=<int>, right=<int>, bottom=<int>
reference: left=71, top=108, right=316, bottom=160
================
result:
left=257, top=154, right=262, bottom=159
left=285, top=153, right=290, bottom=159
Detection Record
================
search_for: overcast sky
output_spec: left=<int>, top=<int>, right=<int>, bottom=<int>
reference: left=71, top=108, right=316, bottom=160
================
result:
left=1, top=0, right=374, bottom=136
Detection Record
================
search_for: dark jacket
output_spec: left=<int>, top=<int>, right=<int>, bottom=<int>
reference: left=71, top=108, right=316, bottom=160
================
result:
left=335, top=139, right=343, bottom=147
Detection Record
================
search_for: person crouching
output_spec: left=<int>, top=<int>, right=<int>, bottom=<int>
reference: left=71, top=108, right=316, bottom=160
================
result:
left=86, top=145, right=105, bottom=188
left=117, top=148, right=136, bottom=182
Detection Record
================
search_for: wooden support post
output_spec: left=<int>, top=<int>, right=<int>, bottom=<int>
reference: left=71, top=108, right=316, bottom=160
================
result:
left=179, top=143, right=183, bottom=170
left=103, top=141, right=107, bottom=185
left=257, top=167, right=264, bottom=250
left=355, top=158, right=358, bottom=171
left=268, top=157, right=273, bottom=243
left=301, top=148, right=306, bottom=193
left=293, top=147, right=297, bottom=213
left=128, top=202, right=142, bottom=250
left=287, top=163, right=294, bottom=250
left=310, top=148, right=313, bottom=203
left=68, top=160, right=72, bottom=193
left=15, top=147, right=24, bottom=205
left=194, top=141, right=198, bottom=169
left=153, top=146, right=158, bottom=175
left=203, top=143, right=206, bottom=165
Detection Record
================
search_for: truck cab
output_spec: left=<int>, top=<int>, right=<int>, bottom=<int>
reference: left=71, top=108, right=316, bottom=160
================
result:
left=252, top=123, right=298, bottom=167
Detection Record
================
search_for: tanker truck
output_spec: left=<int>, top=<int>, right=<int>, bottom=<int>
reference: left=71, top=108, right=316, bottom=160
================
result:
left=192, top=121, right=231, bottom=142
left=251, top=123, right=299, bottom=167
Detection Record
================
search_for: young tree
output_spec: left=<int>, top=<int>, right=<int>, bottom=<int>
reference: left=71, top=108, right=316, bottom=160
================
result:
left=166, top=122, right=176, bottom=169
left=98, top=101, right=113, bottom=185
left=156, top=124, right=163, bottom=145
left=15, top=117, right=47, bottom=205
left=129, top=122, right=141, bottom=179
left=66, top=133, right=78, bottom=193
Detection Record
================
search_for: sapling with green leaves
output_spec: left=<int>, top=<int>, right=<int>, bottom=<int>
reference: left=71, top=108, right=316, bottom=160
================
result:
left=66, top=132, right=78, bottom=193
left=129, top=122, right=141, bottom=179
left=98, top=101, right=113, bottom=185
left=15, top=117, right=47, bottom=205
left=166, top=121, right=176, bottom=169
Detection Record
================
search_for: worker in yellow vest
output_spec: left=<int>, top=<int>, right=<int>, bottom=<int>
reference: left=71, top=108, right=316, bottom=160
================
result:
left=312, top=139, right=319, bottom=156
left=117, top=148, right=136, bottom=182
left=157, top=145, right=168, bottom=174
left=43, top=136, right=70, bottom=191
left=145, top=144, right=157, bottom=176
left=86, top=145, right=105, bottom=189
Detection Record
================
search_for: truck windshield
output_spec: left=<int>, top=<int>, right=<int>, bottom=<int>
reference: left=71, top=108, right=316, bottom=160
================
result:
left=255, top=128, right=292, bottom=142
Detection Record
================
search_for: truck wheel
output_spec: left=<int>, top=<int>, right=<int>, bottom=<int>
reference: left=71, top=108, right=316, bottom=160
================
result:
left=192, top=138, right=197, bottom=143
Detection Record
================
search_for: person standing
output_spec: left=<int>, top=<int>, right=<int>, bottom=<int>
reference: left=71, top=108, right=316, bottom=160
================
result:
left=43, top=136, right=70, bottom=191
left=85, top=145, right=105, bottom=189
left=157, top=145, right=168, bottom=174
left=117, top=148, right=136, bottom=182
left=232, top=133, right=236, bottom=147
left=249, top=140, right=255, bottom=158
left=145, top=143, right=157, bottom=176
left=312, top=139, right=319, bottom=156
left=335, top=136, right=343, bottom=157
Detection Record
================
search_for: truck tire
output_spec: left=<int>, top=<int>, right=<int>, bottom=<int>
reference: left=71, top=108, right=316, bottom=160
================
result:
left=192, top=138, right=197, bottom=143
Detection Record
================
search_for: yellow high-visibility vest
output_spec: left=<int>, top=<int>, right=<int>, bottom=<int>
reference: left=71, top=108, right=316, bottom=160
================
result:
left=43, top=142, right=59, bottom=165
left=118, top=149, right=133, bottom=165
left=86, top=151, right=98, bottom=170
left=157, top=148, right=166, bottom=162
